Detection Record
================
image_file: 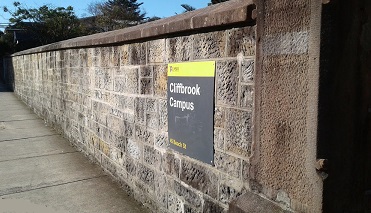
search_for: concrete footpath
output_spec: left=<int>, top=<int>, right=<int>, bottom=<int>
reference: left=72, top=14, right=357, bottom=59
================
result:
left=0, top=86, right=148, bottom=213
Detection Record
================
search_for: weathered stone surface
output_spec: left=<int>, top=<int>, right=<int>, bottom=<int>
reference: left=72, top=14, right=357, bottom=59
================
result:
left=214, top=128, right=225, bottom=150
left=158, top=99, right=168, bottom=131
left=239, top=84, right=253, bottom=109
left=125, top=157, right=137, bottom=177
left=153, top=65, right=167, bottom=98
left=227, top=26, right=256, bottom=57
left=174, top=181, right=202, bottom=208
left=164, top=152, right=180, bottom=178
left=127, top=138, right=141, bottom=160
left=214, top=106, right=225, bottom=128
left=154, top=172, right=168, bottom=208
left=203, top=198, right=225, bottom=213
left=241, top=59, right=254, bottom=83
left=219, top=184, right=243, bottom=204
left=225, top=109, right=252, bottom=158
left=194, top=31, right=226, bottom=59
left=148, top=39, right=165, bottom=63
left=146, top=113, right=158, bottom=130
left=140, top=66, right=153, bottom=77
left=155, top=132, right=168, bottom=149
left=214, top=151, right=241, bottom=178
left=119, top=45, right=129, bottom=66
left=135, top=97, right=146, bottom=125
left=129, top=43, right=147, bottom=65
left=140, top=78, right=153, bottom=95
left=216, top=61, right=239, bottom=106
left=166, top=36, right=193, bottom=62
left=180, top=160, right=218, bottom=199
left=168, top=193, right=183, bottom=213
left=135, top=125, right=154, bottom=145
left=144, top=145, right=162, bottom=169
left=137, top=164, right=155, bottom=190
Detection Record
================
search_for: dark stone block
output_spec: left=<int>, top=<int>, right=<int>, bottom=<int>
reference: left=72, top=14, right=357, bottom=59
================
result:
left=164, top=152, right=179, bottom=177
left=174, top=181, right=202, bottom=208
left=203, top=198, right=225, bottom=213
left=180, top=160, right=218, bottom=199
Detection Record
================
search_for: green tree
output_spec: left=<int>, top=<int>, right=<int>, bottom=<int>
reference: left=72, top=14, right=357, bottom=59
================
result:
left=3, top=2, right=83, bottom=45
left=89, top=0, right=146, bottom=32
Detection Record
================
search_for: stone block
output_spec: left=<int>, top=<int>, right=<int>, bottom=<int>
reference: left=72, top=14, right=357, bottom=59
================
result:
left=180, top=160, right=218, bottom=199
left=164, top=152, right=180, bottom=178
left=148, top=39, right=165, bottom=63
left=119, top=45, right=129, bottom=66
left=125, top=157, right=137, bottom=177
left=242, top=160, right=250, bottom=183
left=158, top=99, right=168, bottom=131
left=154, top=172, right=168, bottom=208
left=102, top=155, right=117, bottom=176
left=123, top=120, right=134, bottom=138
left=239, top=84, right=254, bottom=109
left=140, top=78, right=153, bottom=95
left=144, top=145, right=162, bottom=169
left=219, top=184, right=243, bottom=204
left=137, top=164, right=155, bottom=190
left=184, top=204, right=201, bottom=213
left=140, top=65, right=153, bottom=77
left=214, top=128, right=225, bottom=150
left=216, top=61, right=239, bottom=106
left=174, top=181, right=202, bottom=208
left=146, top=113, right=158, bottom=130
left=125, top=67, right=139, bottom=94
left=114, top=76, right=126, bottom=92
left=100, top=47, right=110, bottom=68
left=225, top=109, right=252, bottom=158
left=155, top=132, right=168, bottom=149
left=168, top=193, right=183, bottom=213
left=214, top=106, right=225, bottom=128
left=153, top=65, right=167, bottom=98
left=135, top=125, right=154, bottom=145
left=214, top=151, right=241, bottom=179
left=227, top=26, right=256, bottom=57
left=129, top=43, right=147, bottom=65
left=116, top=136, right=128, bottom=152
left=126, top=138, right=141, bottom=160
left=194, top=31, right=226, bottom=59
left=241, top=59, right=254, bottom=83
left=203, top=197, right=225, bottom=213
left=146, top=98, right=157, bottom=113
left=107, top=114, right=124, bottom=134
left=135, top=97, right=146, bottom=125
left=114, top=94, right=135, bottom=112
left=166, top=36, right=193, bottom=62
left=111, top=46, right=119, bottom=67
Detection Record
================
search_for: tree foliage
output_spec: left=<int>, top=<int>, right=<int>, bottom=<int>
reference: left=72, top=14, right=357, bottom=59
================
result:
left=88, top=0, right=146, bottom=32
left=3, top=2, right=83, bottom=46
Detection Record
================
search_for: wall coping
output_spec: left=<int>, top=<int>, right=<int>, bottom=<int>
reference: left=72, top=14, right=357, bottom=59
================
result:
left=12, top=0, right=255, bottom=56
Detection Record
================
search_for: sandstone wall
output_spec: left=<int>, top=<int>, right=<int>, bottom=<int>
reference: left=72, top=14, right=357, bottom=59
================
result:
left=8, top=0, right=325, bottom=212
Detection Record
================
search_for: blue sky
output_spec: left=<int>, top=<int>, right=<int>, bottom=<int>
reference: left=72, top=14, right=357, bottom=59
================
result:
left=0, top=0, right=211, bottom=31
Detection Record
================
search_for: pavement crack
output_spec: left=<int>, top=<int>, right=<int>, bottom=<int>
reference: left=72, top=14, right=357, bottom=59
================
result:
left=0, top=151, right=79, bottom=163
left=0, top=134, right=60, bottom=143
left=0, top=175, right=107, bottom=197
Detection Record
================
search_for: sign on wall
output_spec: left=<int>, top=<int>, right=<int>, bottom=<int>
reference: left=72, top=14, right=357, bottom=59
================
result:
left=167, top=61, right=215, bottom=165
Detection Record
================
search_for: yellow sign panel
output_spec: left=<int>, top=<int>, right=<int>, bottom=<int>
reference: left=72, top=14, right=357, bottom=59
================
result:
left=168, top=61, right=215, bottom=77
